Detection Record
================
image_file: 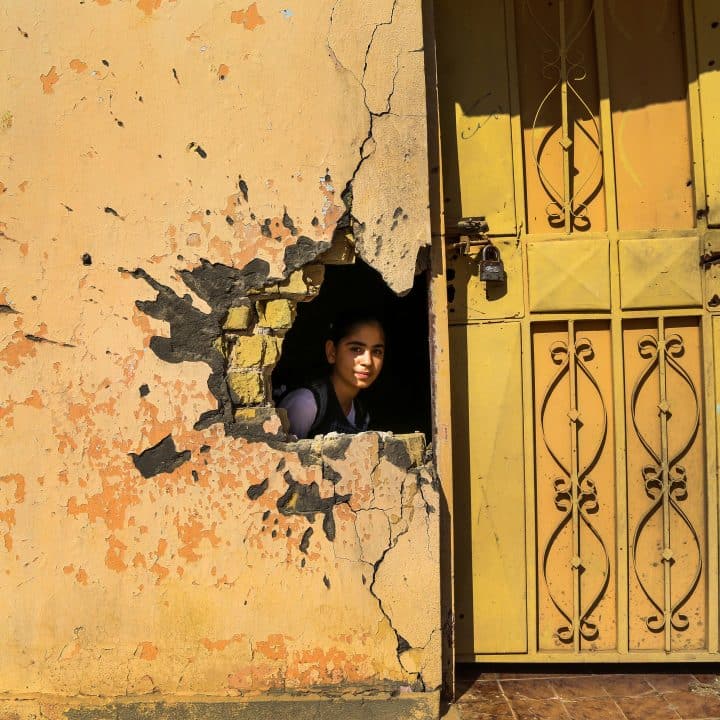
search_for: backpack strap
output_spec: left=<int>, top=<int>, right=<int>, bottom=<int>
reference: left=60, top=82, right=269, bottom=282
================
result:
left=306, top=380, right=329, bottom=437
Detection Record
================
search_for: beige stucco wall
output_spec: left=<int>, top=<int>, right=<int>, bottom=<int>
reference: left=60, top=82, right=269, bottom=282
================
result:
left=0, top=0, right=438, bottom=710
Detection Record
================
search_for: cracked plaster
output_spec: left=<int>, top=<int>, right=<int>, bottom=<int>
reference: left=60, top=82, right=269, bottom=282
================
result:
left=0, top=0, right=437, bottom=706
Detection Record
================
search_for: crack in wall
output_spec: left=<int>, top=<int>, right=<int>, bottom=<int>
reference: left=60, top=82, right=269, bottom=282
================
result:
left=367, top=472, right=426, bottom=691
left=329, top=0, right=402, bottom=250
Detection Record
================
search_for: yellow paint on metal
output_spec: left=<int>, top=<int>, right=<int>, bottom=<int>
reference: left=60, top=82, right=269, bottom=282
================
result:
left=449, top=322, right=527, bottom=656
left=527, top=240, right=611, bottom=312
left=694, top=0, right=720, bottom=226
left=439, top=0, right=720, bottom=662
left=532, top=321, right=617, bottom=653
left=619, top=237, right=703, bottom=309
left=604, top=0, right=694, bottom=231
left=435, top=0, right=517, bottom=235
left=446, top=239, right=524, bottom=324
left=515, top=0, right=606, bottom=234
left=623, top=318, right=707, bottom=652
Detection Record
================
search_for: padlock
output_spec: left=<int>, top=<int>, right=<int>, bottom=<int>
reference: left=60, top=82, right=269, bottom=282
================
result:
left=478, top=244, right=504, bottom=282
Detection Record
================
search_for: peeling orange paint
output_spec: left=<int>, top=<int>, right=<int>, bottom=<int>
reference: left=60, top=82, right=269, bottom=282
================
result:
left=230, top=3, right=265, bottom=30
left=105, top=535, right=128, bottom=572
left=94, top=0, right=112, bottom=5
left=200, top=634, right=244, bottom=652
left=0, top=509, right=15, bottom=551
left=137, top=0, right=163, bottom=15
left=40, top=66, right=60, bottom=94
left=63, top=564, right=75, bottom=575
left=75, top=568, right=89, bottom=585
left=67, top=475, right=140, bottom=532
left=286, top=646, right=369, bottom=685
left=255, top=634, right=287, bottom=661
left=2, top=474, right=26, bottom=503
left=69, top=59, right=88, bottom=73
left=149, top=561, right=169, bottom=583
left=137, top=641, right=158, bottom=660
left=227, top=662, right=281, bottom=692
left=218, top=64, right=230, bottom=80
left=0, top=182, right=6, bottom=194
left=175, top=517, right=221, bottom=561
left=0, top=331, right=37, bottom=372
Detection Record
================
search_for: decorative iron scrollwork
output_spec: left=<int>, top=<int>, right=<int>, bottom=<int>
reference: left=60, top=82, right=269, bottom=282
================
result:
left=526, top=0, right=603, bottom=232
left=540, top=322, right=610, bottom=649
left=630, top=322, right=702, bottom=651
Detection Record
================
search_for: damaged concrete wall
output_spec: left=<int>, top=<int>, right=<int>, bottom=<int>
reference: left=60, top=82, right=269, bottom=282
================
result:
left=0, top=0, right=438, bottom=713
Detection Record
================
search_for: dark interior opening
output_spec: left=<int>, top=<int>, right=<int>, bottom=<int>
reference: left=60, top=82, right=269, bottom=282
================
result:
left=271, top=259, right=432, bottom=440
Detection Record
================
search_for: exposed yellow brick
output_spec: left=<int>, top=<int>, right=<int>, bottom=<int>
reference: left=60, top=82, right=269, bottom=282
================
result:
left=278, top=269, right=307, bottom=295
left=234, top=407, right=262, bottom=422
left=257, top=299, right=295, bottom=329
left=229, top=335, right=265, bottom=368
left=278, top=264, right=325, bottom=299
left=264, top=336, right=283, bottom=365
left=223, top=305, right=253, bottom=330
left=227, top=371, right=264, bottom=405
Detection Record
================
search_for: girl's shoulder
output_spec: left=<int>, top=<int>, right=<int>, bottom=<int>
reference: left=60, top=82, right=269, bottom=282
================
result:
left=279, top=387, right=319, bottom=439
left=280, top=387, right=316, bottom=407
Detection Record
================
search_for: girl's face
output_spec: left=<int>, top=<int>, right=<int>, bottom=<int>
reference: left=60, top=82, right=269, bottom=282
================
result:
left=326, top=321, right=385, bottom=392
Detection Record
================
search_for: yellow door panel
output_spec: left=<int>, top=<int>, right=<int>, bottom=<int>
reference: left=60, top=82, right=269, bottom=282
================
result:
left=605, top=0, right=695, bottom=230
left=446, top=238, right=524, bottom=324
left=527, top=239, right=610, bottom=312
left=450, top=322, right=527, bottom=655
left=436, top=0, right=517, bottom=235
left=695, top=0, right=720, bottom=226
left=619, top=237, right=703, bottom=309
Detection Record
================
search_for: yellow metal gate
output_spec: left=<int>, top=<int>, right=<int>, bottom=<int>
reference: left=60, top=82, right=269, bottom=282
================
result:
left=438, top=0, right=720, bottom=661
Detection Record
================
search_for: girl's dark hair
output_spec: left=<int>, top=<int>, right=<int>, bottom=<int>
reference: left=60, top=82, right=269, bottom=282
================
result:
left=327, top=309, right=385, bottom=345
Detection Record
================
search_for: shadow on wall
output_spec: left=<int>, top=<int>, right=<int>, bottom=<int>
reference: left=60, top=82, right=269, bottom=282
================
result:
left=272, top=260, right=432, bottom=440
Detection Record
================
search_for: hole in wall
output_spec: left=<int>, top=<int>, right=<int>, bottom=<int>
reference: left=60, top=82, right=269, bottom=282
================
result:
left=271, top=259, right=432, bottom=440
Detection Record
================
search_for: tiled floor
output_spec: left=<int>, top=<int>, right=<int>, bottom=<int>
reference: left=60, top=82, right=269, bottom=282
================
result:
left=454, top=666, right=720, bottom=720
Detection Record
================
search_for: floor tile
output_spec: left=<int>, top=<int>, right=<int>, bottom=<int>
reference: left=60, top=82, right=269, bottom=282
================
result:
left=501, top=678, right=557, bottom=700
left=616, top=692, right=681, bottom=720
left=599, top=674, right=654, bottom=697
left=562, top=698, right=626, bottom=720
left=694, top=675, right=720, bottom=686
left=455, top=679, right=504, bottom=704
left=511, top=698, right=571, bottom=720
left=455, top=699, right=515, bottom=720
left=647, top=674, right=697, bottom=693
left=552, top=676, right=611, bottom=699
left=664, top=689, right=720, bottom=719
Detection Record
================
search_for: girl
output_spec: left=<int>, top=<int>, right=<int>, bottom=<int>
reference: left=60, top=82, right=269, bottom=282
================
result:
left=279, top=310, right=385, bottom=439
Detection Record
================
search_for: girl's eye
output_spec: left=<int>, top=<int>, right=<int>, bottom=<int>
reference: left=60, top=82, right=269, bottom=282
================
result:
left=373, top=349, right=384, bottom=358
